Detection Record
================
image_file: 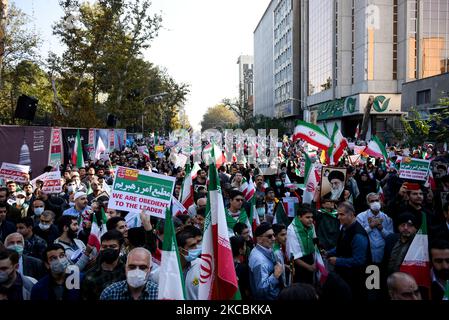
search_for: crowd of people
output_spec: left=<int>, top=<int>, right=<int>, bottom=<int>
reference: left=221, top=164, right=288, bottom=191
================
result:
left=0, top=136, right=448, bottom=301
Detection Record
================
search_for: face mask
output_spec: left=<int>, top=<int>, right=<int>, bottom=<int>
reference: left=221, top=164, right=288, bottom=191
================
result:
left=34, top=207, right=44, bottom=216
left=257, top=207, right=266, bottom=217
left=100, top=249, right=120, bottom=264
left=369, top=201, right=381, bottom=212
left=275, top=181, right=282, bottom=187
left=16, top=198, right=25, bottom=206
left=285, top=192, right=290, bottom=197
left=68, top=186, right=75, bottom=193
left=0, top=270, right=11, bottom=284
left=69, top=202, right=75, bottom=207
left=7, top=244, right=24, bottom=256
left=184, top=248, right=202, bottom=262
left=39, top=223, right=51, bottom=231
left=126, top=269, right=148, bottom=288
left=50, top=257, right=70, bottom=274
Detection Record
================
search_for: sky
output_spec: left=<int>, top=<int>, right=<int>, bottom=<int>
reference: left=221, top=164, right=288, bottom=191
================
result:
left=13, top=0, right=271, bottom=130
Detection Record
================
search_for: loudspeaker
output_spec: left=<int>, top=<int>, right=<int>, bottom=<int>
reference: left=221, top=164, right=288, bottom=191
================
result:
left=107, top=114, right=117, bottom=127
left=15, top=95, right=38, bottom=121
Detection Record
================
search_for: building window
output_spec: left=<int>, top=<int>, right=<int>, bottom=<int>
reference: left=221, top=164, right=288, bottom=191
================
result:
left=308, top=0, right=333, bottom=96
left=351, top=0, right=355, bottom=84
left=393, top=0, right=398, bottom=80
left=417, top=89, right=431, bottom=105
left=408, top=0, right=418, bottom=80
left=420, top=0, right=449, bottom=78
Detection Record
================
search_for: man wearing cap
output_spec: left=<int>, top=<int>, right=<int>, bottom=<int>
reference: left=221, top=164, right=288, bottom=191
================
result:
left=62, top=192, right=91, bottom=219
left=323, top=170, right=346, bottom=202
left=383, top=212, right=418, bottom=276
left=71, top=172, right=87, bottom=193
left=248, top=222, right=284, bottom=300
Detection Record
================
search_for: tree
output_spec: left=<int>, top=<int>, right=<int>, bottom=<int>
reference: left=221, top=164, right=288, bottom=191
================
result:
left=0, top=2, right=40, bottom=90
left=200, top=104, right=238, bottom=131
left=222, top=87, right=253, bottom=125
left=400, top=98, right=449, bottom=147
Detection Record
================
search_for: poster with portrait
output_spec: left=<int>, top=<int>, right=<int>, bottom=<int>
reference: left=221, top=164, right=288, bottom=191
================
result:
left=431, top=161, right=448, bottom=179
left=320, top=167, right=347, bottom=202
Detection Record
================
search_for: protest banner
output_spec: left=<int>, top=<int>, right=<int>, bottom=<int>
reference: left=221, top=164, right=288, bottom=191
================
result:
left=48, top=128, right=63, bottom=168
left=0, top=162, right=30, bottom=184
left=399, top=158, right=431, bottom=181
left=108, top=166, right=176, bottom=218
left=41, top=171, right=62, bottom=193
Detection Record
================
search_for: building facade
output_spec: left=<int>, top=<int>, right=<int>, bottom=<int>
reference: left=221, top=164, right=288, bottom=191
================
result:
left=303, top=0, right=449, bottom=141
left=237, top=55, right=254, bottom=113
left=254, top=0, right=301, bottom=128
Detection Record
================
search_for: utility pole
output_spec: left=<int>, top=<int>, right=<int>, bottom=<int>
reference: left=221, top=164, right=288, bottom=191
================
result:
left=0, top=0, right=8, bottom=90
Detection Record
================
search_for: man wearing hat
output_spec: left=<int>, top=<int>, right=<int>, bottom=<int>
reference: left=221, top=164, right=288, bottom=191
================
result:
left=62, top=191, right=92, bottom=219
left=322, top=170, right=346, bottom=202
left=383, top=212, right=418, bottom=276
left=248, top=222, right=284, bottom=300
left=397, top=182, right=435, bottom=230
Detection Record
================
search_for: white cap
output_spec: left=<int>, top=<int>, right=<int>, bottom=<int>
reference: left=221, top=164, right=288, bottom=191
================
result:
left=74, top=191, right=87, bottom=201
left=14, top=191, right=26, bottom=197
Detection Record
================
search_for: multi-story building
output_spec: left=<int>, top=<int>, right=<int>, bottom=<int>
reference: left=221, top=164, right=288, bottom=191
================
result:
left=237, top=55, right=254, bottom=114
left=303, top=0, right=449, bottom=141
left=254, top=0, right=301, bottom=128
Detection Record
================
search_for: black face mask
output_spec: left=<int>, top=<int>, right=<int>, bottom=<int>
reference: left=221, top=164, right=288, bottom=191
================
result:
left=100, top=249, right=120, bottom=264
left=434, top=268, right=449, bottom=281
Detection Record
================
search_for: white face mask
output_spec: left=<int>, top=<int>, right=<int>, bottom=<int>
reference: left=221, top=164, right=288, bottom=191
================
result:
left=16, top=198, right=25, bottom=206
left=68, top=186, right=75, bottom=193
left=126, top=269, right=148, bottom=288
left=39, top=223, right=51, bottom=231
left=370, top=201, right=381, bottom=212
left=34, top=207, right=44, bottom=216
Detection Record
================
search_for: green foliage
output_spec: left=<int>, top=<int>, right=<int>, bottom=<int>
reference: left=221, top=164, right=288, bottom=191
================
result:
left=200, top=104, right=238, bottom=131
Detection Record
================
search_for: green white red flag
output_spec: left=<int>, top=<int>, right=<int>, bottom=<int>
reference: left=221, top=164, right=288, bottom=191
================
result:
left=293, top=120, right=332, bottom=150
left=329, top=123, right=348, bottom=164
left=400, top=212, right=431, bottom=289
left=365, top=135, right=388, bottom=160
left=302, top=153, right=320, bottom=204
left=158, top=207, right=186, bottom=300
left=199, top=144, right=239, bottom=300
left=180, top=163, right=194, bottom=209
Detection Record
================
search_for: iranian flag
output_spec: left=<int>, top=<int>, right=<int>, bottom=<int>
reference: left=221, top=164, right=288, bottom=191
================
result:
left=293, top=120, right=332, bottom=150
left=158, top=207, right=186, bottom=300
left=199, top=145, right=239, bottom=300
left=88, top=208, right=108, bottom=253
left=302, top=153, right=320, bottom=204
left=239, top=177, right=255, bottom=202
left=365, top=135, right=388, bottom=160
left=137, top=146, right=150, bottom=161
left=400, top=213, right=431, bottom=289
left=329, top=123, right=348, bottom=165
left=191, top=162, right=202, bottom=180
left=180, top=164, right=194, bottom=209
left=172, top=197, right=188, bottom=216
left=249, top=196, right=260, bottom=236
left=314, top=247, right=329, bottom=285
left=71, top=129, right=84, bottom=168
left=203, top=144, right=226, bottom=168
left=95, top=136, right=107, bottom=161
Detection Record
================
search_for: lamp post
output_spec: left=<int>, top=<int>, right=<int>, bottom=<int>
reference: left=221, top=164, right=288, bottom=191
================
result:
left=141, top=92, right=168, bottom=136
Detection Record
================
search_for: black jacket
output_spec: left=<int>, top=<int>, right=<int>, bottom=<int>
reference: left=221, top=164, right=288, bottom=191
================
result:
left=22, top=254, right=46, bottom=280
left=0, top=219, right=16, bottom=243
